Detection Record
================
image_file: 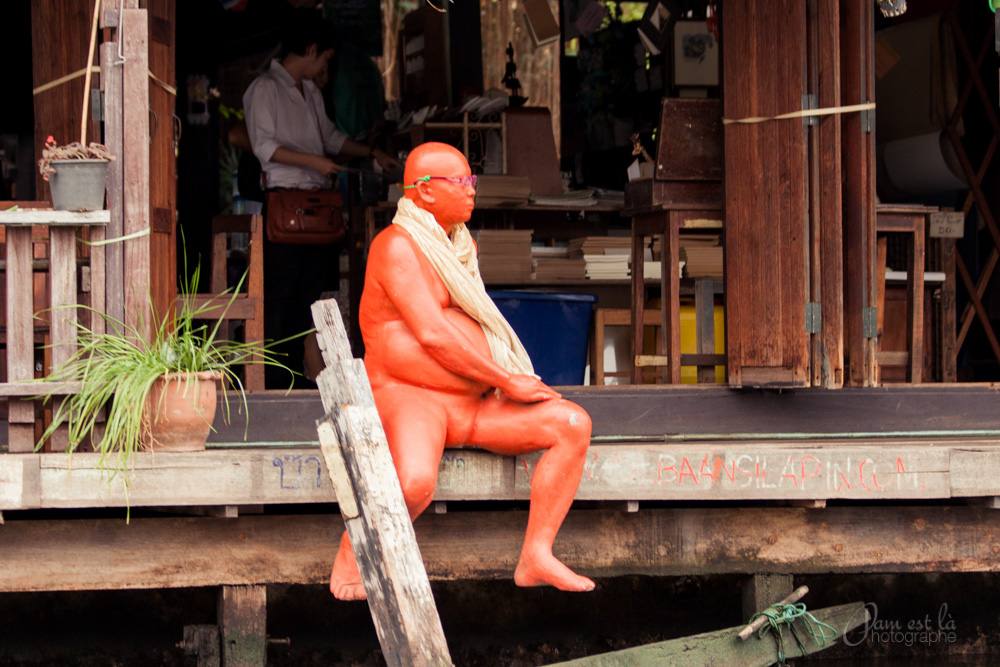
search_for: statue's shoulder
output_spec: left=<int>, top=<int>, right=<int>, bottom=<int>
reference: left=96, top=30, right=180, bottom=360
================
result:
left=371, top=225, right=420, bottom=258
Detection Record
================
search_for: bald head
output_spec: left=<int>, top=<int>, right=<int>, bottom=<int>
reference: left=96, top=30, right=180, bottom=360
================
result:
left=403, top=142, right=470, bottom=197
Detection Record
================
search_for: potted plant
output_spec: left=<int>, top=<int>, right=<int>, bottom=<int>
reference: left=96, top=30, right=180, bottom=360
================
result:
left=38, top=135, right=115, bottom=211
left=34, top=264, right=295, bottom=500
left=37, top=0, right=115, bottom=211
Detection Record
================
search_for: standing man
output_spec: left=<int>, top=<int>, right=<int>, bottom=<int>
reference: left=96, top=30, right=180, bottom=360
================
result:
left=330, top=142, right=594, bottom=600
left=243, top=9, right=398, bottom=386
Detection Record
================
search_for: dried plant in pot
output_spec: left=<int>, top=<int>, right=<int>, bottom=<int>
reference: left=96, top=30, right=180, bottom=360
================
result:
left=34, top=264, right=297, bottom=505
left=38, top=136, right=115, bottom=211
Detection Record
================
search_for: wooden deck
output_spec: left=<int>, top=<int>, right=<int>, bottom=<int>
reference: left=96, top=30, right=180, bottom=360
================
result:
left=2, top=384, right=1000, bottom=593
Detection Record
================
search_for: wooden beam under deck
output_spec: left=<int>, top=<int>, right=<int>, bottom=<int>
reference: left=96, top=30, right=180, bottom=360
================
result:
left=1, top=506, right=999, bottom=593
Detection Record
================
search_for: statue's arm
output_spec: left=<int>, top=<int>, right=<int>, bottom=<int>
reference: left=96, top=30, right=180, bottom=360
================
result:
left=373, top=232, right=553, bottom=400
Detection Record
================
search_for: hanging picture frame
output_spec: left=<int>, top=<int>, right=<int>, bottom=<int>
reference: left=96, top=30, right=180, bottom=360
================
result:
left=672, top=19, right=719, bottom=87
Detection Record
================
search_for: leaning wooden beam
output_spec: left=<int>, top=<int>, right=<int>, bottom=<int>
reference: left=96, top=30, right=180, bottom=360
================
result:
left=2, top=506, right=1000, bottom=593
left=548, top=602, right=868, bottom=667
left=310, top=299, right=452, bottom=667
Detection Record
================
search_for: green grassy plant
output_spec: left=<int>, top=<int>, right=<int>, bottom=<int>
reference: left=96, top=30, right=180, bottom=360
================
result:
left=34, top=262, right=298, bottom=503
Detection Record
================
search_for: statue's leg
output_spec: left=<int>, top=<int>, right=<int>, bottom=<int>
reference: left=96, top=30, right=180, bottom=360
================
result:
left=468, top=396, right=594, bottom=592
left=330, top=385, right=449, bottom=600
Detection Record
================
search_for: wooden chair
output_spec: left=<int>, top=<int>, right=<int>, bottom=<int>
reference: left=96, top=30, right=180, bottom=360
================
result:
left=181, top=214, right=265, bottom=392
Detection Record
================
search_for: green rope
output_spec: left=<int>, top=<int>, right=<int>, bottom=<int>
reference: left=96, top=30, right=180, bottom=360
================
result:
left=751, top=602, right=838, bottom=666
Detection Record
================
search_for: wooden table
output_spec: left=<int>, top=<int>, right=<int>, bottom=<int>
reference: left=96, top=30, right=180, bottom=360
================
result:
left=627, top=205, right=724, bottom=385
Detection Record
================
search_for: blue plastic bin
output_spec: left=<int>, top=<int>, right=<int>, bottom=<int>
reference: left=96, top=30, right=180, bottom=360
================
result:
left=487, top=290, right=598, bottom=386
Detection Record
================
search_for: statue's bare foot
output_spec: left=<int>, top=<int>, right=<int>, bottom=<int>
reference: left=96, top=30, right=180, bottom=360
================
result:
left=330, top=542, right=367, bottom=601
left=514, top=552, right=595, bottom=592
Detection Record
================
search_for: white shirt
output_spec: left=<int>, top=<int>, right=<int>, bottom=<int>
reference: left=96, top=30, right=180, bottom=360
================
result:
left=243, top=59, right=349, bottom=190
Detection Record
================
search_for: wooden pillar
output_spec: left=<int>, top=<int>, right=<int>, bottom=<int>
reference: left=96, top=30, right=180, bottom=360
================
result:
left=841, top=0, right=877, bottom=386
left=121, top=7, right=151, bottom=340
left=807, top=0, right=844, bottom=388
left=741, top=574, right=794, bottom=623
left=217, top=585, right=266, bottom=667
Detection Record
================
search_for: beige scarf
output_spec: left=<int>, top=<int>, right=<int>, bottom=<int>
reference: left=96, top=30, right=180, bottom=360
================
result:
left=392, top=197, right=535, bottom=379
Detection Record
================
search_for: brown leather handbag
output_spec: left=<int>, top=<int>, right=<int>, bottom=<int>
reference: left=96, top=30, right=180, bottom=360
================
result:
left=265, top=188, right=346, bottom=244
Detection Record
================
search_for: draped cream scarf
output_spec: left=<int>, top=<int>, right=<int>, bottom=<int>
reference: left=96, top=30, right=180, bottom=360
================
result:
left=392, top=197, right=535, bottom=379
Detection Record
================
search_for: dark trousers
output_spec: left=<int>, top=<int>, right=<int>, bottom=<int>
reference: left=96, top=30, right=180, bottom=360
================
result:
left=263, top=235, right=339, bottom=388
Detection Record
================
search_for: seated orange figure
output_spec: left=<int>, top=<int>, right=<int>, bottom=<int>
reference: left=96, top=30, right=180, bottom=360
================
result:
left=330, top=142, right=595, bottom=600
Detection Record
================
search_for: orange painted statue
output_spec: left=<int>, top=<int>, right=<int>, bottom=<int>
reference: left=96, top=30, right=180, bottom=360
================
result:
left=329, top=142, right=595, bottom=600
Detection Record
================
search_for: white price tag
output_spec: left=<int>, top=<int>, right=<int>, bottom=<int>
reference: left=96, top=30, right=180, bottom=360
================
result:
left=929, top=211, right=964, bottom=238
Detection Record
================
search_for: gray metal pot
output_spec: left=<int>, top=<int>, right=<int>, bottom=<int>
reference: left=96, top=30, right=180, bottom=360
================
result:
left=49, top=159, right=109, bottom=211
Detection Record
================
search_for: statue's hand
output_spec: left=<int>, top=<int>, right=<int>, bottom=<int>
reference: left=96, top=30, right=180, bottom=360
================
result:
left=501, top=374, right=562, bottom=403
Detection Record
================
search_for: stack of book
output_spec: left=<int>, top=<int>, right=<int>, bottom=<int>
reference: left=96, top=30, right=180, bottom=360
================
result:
left=651, top=234, right=723, bottom=279
left=531, top=246, right=586, bottom=281
left=569, top=236, right=633, bottom=280
left=474, top=175, right=531, bottom=207
left=530, top=189, right=598, bottom=207
left=476, top=229, right=533, bottom=282
left=680, top=235, right=724, bottom=279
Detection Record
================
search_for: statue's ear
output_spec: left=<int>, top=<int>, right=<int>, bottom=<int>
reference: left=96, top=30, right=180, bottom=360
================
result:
left=412, top=180, right=436, bottom=206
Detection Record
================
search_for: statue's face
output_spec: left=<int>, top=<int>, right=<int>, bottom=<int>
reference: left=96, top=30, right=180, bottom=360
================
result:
left=406, top=145, right=476, bottom=228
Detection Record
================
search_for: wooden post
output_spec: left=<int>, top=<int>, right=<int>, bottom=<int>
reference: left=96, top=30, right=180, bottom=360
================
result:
left=5, top=226, right=34, bottom=453
left=311, top=299, right=453, bottom=667
left=178, top=625, right=221, bottom=667
left=121, top=8, right=151, bottom=341
left=217, top=585, right=266, bottom=667
left=741, top=574, right=794, bottom=623
left=99, top=36, right=125, bottom=329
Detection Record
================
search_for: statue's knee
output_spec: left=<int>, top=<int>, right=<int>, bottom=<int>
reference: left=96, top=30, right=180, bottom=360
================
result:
left=399, top=469, right=437, bottom=506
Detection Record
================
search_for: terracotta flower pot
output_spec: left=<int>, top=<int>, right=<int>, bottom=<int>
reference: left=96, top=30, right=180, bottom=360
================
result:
left=142, top=371, right=220, bottom=452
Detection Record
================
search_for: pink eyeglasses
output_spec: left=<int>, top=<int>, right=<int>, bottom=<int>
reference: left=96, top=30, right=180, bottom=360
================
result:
left=403, top=175, right=478, bottom=189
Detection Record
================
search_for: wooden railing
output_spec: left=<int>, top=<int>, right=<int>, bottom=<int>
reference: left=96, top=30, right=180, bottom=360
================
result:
left=0, top=207, right=110, bottom=453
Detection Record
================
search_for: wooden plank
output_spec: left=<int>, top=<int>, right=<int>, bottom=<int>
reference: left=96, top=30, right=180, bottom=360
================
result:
left=218, top=585, right=266, bottom=667
left=0, top=454, right=40, bottom=509
left=0, top=382, right=82, bottom=398
left=121, top=9, right=151, bottom=340
left=5, top=227, right=35, bottom=452
left=550, top=602, right=866, bottom=666
left=100, top=40, right=125, bottom=328
left=515, top=443, right=953, bottom=502
left=3, top=506, right=1000, bottom=593
left=0, top=211, right=110, bottom=225
left=0, top=439, right=977, bottom=511
left=47, top=226, right=79, bottom=453
left=951, top=448, right=1000, bottom=497
left=311, top=299, right=452, bottom=667
left=194, top=385, right=1000, bottom=443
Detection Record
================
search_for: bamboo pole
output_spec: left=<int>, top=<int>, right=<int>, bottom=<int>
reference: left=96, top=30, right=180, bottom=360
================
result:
left=80, top=0, right=101, bottom=145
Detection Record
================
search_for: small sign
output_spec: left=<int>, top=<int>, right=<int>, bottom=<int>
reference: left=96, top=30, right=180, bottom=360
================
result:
left=929, top=211, right=964, bottom=238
